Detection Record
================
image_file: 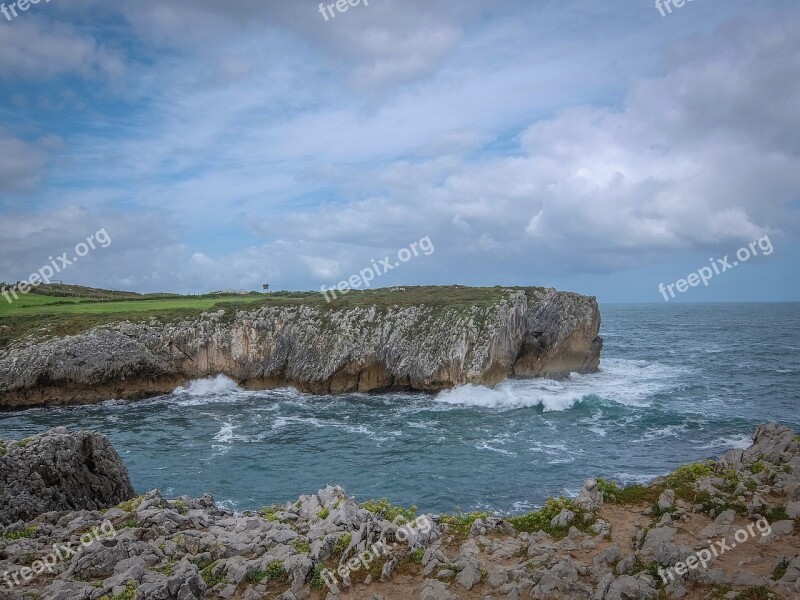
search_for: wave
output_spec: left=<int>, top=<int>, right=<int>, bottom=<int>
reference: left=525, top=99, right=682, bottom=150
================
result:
left=433, top=358, right=690, bottom=412
left=173, top=375, right=242, bottom=397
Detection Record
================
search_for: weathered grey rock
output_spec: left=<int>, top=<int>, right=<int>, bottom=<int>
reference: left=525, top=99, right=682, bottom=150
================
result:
left=550, top=508, right=575, bottom=529
left=658, top=489, right=676, bottom=512
left=769, top=520, right=795, bottom=536
left=419, top=579, right=461, bottom=600
left=0, top=429, right=134, bottom=526
left=719, top=423, right=799, bottom=468
left=604, top=575, right=657, bottom=600
left=698, top=509, right=736, bottom=539
left=532, top=559, right=592, bottom=598
left=639, top=527, right=692, bottom=565
left=0, top=287, right=602, bottom=407
left=575, top=478, right=604, bottom=511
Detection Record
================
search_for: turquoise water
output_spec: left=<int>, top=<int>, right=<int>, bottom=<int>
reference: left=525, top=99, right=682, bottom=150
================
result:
left=1, top=303, right=798, bottom=514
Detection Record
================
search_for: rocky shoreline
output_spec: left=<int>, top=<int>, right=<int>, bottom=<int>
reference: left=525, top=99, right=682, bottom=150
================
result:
left=1, top=424, right=799, bottom=599
left=0, top=287, right=602, bottom=409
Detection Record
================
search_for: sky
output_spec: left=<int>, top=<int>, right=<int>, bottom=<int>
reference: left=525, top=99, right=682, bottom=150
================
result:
left=0, top=0, right=798, bottom=303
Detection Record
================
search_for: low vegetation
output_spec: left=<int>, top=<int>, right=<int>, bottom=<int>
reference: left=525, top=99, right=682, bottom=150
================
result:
left=360, top=498, right=417, bottom=523
left=507, top=497, right=594, bottom=538
left=2, top=526, right=38, bottom=540
left=0, top=284, right=543, bottom=350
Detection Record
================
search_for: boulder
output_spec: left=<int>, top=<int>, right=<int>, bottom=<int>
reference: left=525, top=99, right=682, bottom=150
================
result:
left=0, top=428, right=135, bottom=526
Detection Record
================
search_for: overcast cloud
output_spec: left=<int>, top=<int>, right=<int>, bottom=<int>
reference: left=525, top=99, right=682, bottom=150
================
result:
left=1, top=0, right=798, bottom=301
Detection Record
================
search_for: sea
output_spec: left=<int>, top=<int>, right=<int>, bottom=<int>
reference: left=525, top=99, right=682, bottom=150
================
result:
left=1, top=303, right=798, bottom=515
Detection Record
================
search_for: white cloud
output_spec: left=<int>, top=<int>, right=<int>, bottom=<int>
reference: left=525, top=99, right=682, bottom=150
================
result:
left=0, top=20, right=124, bottom=80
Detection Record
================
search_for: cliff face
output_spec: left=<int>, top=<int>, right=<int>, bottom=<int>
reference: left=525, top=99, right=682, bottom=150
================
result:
left=0, top=287, right=602, bottom=408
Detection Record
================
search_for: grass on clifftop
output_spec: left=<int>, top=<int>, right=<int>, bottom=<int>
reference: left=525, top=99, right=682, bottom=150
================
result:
left=0, top=284, right=544, bottom=350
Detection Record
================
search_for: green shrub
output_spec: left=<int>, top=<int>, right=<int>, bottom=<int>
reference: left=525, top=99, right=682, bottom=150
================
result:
left=265, top=561, right=286, bottom=581
left=507, top=498, right=592, bottom=538
left=767, top=506, right=789, bottom=522
left=117, top=496, right=144, bottom=512
left=199, top=562, right=227, bottom=587
left=772, top=559, right=790, bottom=581
left=332, top=533, right=352, bottom=557
left=598, top=479, right=660, bottom=505
left=243, top=561, right=284, bottom=584
left=119, top=518, right=139, bottom=529
left=310, top=564, right=327, bottom=590
left=733, top=585, right=782, bottom=600
left=3, top=526, right=37, bottom=540
left=439, top=511, right=490, bottom=539
left=664, top=462, right=713, bottom=500
left=361, top=498, right=417, bottom=523
left=292, top=538, right=310, bottom=553
left=260, top=505, right=281, bottom=522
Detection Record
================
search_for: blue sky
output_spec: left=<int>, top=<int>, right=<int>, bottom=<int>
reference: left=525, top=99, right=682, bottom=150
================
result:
left=1, top=0, right=798, bottom=302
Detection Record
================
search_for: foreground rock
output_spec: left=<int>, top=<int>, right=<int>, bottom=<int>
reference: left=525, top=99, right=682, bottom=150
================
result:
left=1, top=424, right=797, bottom=599
left=0, top=286, right=602, bottom=408
left=0, top=428, right=134, bottom=526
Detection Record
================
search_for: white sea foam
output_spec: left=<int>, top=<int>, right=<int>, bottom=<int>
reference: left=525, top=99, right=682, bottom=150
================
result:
left=174, top=375, right=241, bottom=397
left=434, top=358, right=688, bottom=411
left=634, top=423, right=687, bottom=443
left=612, top=472, right=659, bottom=485
left=698, top=433, right=752, bottom=451
left=213, top=422, right=236, bottom=443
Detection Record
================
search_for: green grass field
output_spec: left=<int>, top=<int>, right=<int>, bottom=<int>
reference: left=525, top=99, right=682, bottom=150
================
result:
left=0, top=284, right=542, bottom=350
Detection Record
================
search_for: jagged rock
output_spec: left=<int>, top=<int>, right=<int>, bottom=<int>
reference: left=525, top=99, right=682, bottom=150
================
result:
left=698, top=509, right=736, bottom=538
left=604, top=575, right=657, bottom=600
left=575, top=478, right=604, bottom=511
left=419, top=579, right=461, bottom=600
left=639, top=527, right=692, bottom=565
left=0, top=428, right=134, bottom=526
left=719, top=423, right=799, bottom=468
left=1, top=423, right=798, bottom=600
left=658, top=489, right=676, bottom=512
left=550, top=508, right=575, bottom=529
left=769, top=520, right=795, bottom=536
left=531, top=559, right=592, bottom=598
left=663, top=579, right=687, bottom=599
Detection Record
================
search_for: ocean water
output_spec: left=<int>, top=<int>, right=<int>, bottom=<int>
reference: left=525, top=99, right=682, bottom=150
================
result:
left=1, top=303, right=798, bottom=515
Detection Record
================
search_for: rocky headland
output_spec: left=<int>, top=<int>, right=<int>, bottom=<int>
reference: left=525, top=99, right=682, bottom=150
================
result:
left=1, top=424, right=799, bottom=600
left=0, top=287, right=602, bottom=408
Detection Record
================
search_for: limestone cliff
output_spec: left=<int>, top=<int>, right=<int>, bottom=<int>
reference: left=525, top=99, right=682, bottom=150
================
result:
left=0, top=287, right=602, bottom=408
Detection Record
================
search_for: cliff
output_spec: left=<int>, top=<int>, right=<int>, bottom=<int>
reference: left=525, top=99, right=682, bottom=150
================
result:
left=0, top=286, right=602, bottom=408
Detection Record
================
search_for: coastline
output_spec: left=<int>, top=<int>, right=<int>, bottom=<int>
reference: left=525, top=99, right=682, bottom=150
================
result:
left=1, top=424, right=799, bottom=599
left=0, top=286, right=602, bottom=409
